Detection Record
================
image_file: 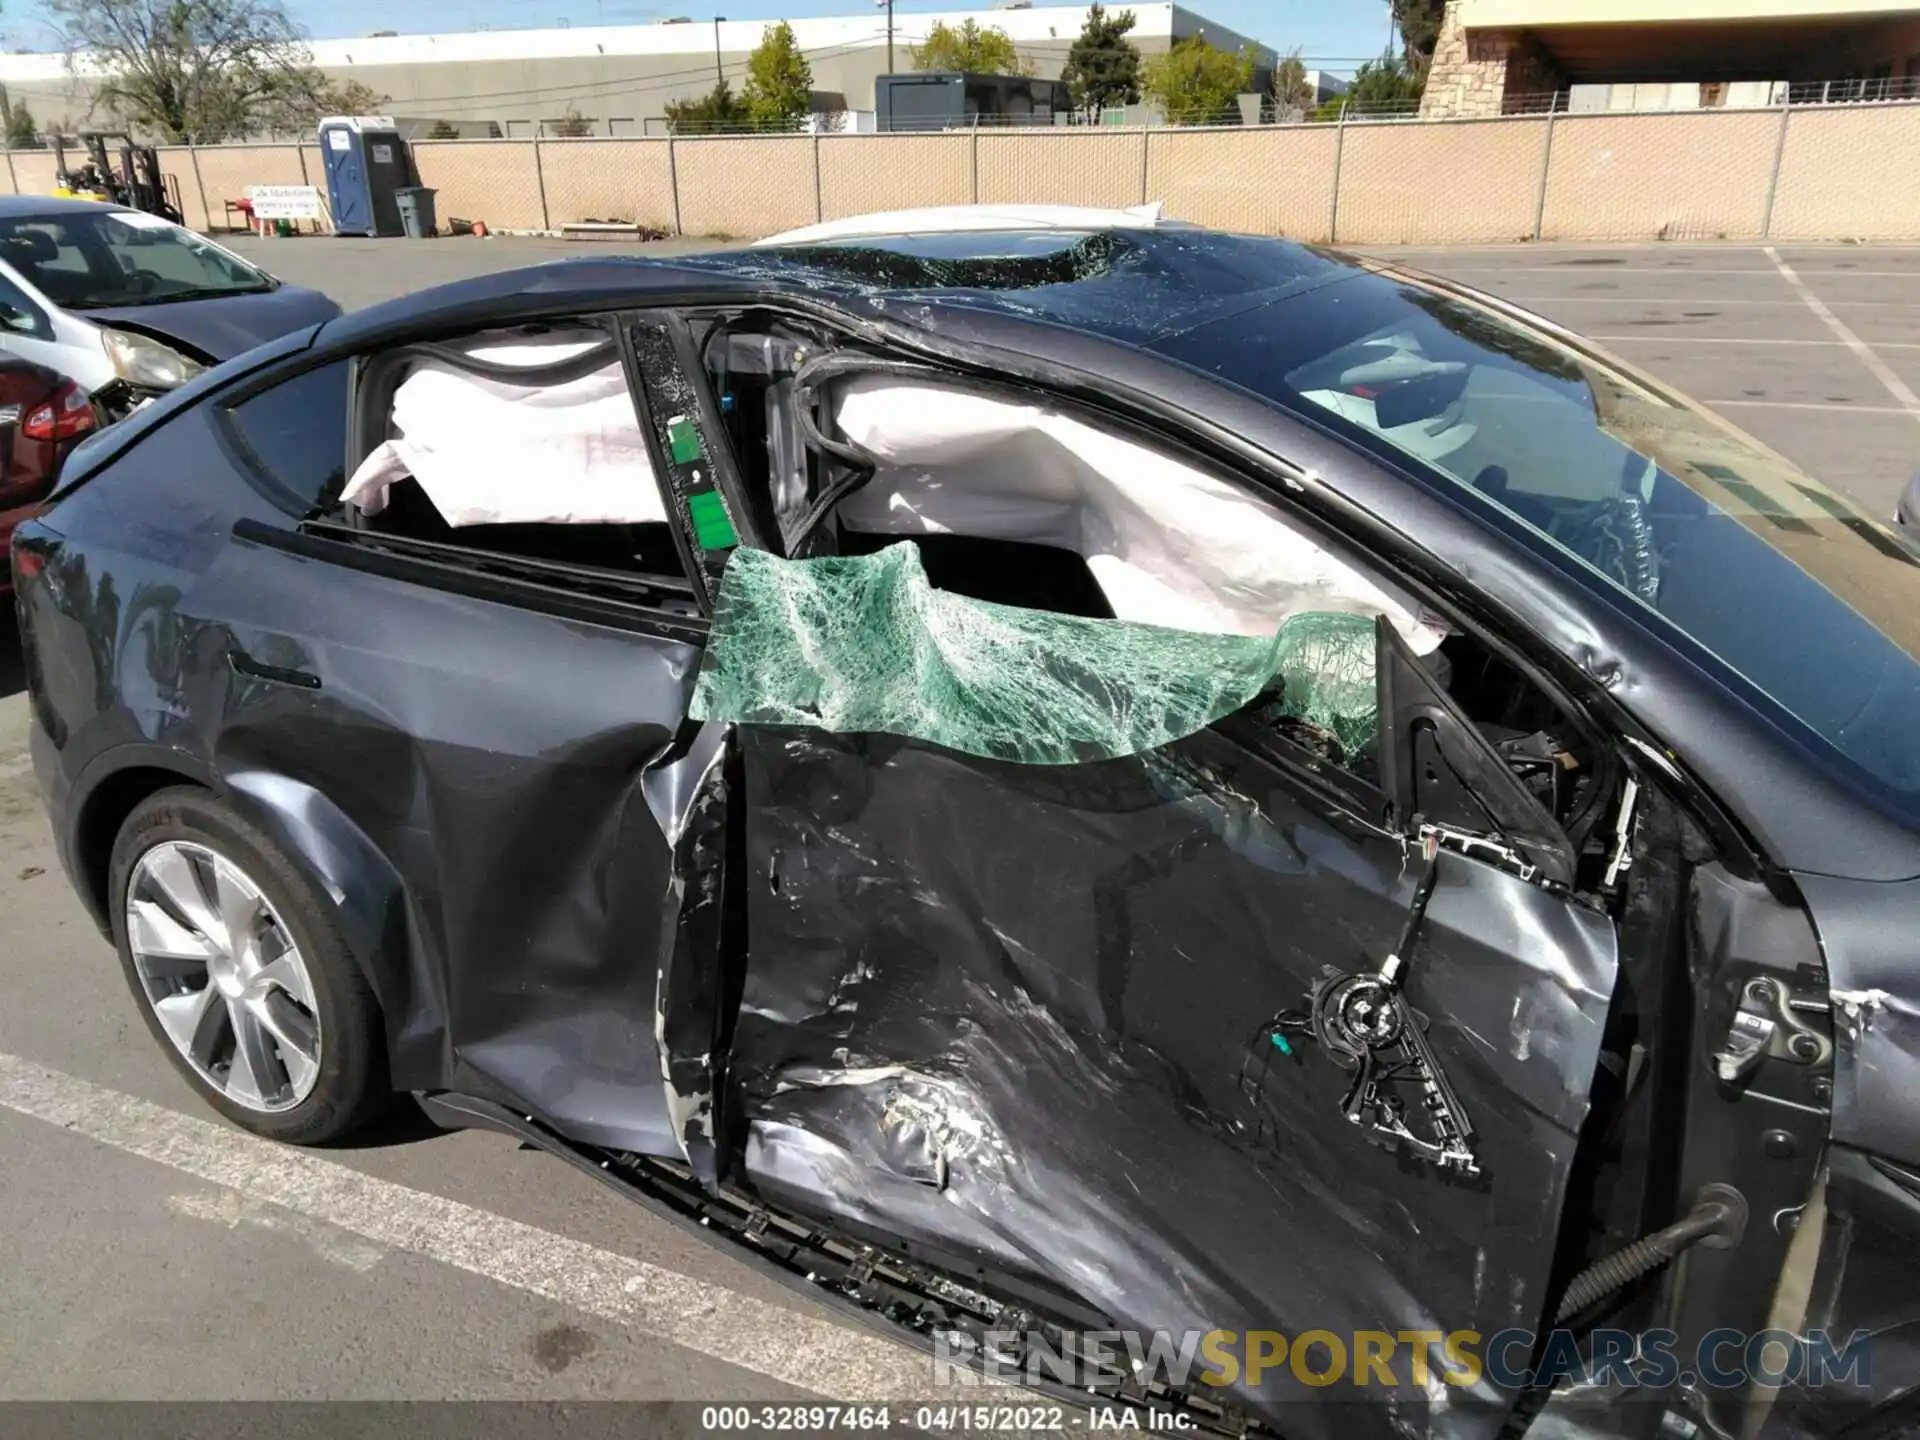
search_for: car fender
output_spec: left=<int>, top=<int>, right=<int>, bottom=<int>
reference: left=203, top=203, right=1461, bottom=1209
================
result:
left=60, top=740, right=217, bottom=926
left=220, top=767, right=433, bottom=1081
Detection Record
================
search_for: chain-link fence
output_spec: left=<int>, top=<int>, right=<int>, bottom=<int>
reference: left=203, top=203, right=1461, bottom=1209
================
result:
left=6, top=98, right=1918, bottom=245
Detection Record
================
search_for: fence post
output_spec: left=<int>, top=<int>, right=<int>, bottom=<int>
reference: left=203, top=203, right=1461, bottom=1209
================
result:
left=970, top=116, right=980, bottom=204
left=1139, top=124, right=1151, bottom=206
left=296, top=142, right=309, bottom=186
left=3, top=146, right=15, bottom=197
left=667, top=136, right=683, bottom=236
left=530, top=129, right=550, bottom=231
left=1531, top=98, right=1559, bottom=241
left=187, top=142, right=211, bottom=233
left=1327, top=104, right=1348, bottom=244
left=1761, top=100, right=1793, bottom=239
left=813, top=129, right=823, bottom=222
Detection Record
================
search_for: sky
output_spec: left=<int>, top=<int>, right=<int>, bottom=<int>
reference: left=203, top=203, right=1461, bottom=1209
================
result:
left=11, top=0, right=1402, bottom=78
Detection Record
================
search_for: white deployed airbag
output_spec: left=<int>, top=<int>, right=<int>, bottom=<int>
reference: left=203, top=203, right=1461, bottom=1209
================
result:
left=340, top=340, right=667, bottom=528
left=831, top=378, right=1448, bottom=651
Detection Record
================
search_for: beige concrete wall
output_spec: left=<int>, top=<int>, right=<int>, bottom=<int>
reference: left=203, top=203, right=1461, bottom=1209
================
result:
left=10, top=100, right=1920, bottom=245
left=1769, top=102, right=1920, bottom=240
left=820, top=134, right=972, bottom=218
left=6, top=150, right=64, bottom=204
left=1341, top=117, right=1548, bottom=242
left=413, top=140, right=551, bottom=232
left=538, top=137, right=678, bottom=231
left=976, top=129, right=1142, bottom=209
left=190, top=145, right=310, bottom=230
left=1539, top=108, right=1779, bottom=240
left=153, top=148, right=210, bottom=230
left=1147, top=125, right=1338, bottom=239
left=672, top=135, right=817, bottom=238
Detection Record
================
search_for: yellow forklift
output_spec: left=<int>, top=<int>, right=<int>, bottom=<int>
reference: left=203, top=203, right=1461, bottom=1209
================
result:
left=51, top=132, right=184, bottom=223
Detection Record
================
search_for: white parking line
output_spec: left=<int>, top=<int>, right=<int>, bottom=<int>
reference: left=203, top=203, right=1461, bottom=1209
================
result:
left=1765, top=246, right=1920, bottom=423
left=1707, top=399, right=1915, bottom=414
left=0, top=1051, right=947, bottom=1401
left=1586, top=336, right=1858, bottom=346
left=1594, top=336, right=1920, bottom=349
left=1507, top=296, right=1919, bottom=307
left=1426, top=267, right=1920, bottom=278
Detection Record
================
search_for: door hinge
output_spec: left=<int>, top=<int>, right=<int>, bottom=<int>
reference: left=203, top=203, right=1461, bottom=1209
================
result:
left=1711, top=974, right=1833, bottom=1085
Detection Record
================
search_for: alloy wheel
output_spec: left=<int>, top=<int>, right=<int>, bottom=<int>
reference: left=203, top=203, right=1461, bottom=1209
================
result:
left=125, top=840, right=322, bottom=1112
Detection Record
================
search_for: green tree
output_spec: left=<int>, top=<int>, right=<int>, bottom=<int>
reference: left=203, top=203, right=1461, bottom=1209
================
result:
left=910, top=19, right=1031, bottom=77
left=6, top=102, right=44, bottom=149
left=1269, top=47, right=1313, bottom=121
left=45, top=0, right=384, bottom=142
left=1392, top=0, right=1447, bottom=73
left=664, top=80, right=749, bottom=135
left=1141, top=36, right=1255, bottom=126
left=424, top=118, right=459, bottom=140
left=551, top=108, right=593, bottom=137
left=1346, top=50, right=1425, bottom=115
left=742, top=21, right=813, bottom=128
left=313, top=78, right=388, bottom=119
left=1059, top=5, right=1141, bottom=122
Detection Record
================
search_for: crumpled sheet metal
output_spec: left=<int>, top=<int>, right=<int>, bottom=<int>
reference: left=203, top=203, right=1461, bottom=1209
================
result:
left=729, top=727, right=1618, bottom=1440
left=689, top=543, right=1378, bottom=765
left=193, top=527, right=706, bottom=1157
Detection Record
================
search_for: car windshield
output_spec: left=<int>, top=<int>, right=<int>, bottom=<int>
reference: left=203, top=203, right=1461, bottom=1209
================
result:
left=0, top=211, right=272, bottom=309
left=1153, top=272, right=1920, bottom=826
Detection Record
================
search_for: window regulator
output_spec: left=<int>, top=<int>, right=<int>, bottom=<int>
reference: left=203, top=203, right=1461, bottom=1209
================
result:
left=1256, top=843, right=1481, bottom=1177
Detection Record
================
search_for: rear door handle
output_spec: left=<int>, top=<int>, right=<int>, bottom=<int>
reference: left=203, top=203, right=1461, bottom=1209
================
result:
left=227, top=648, right=321, bottom=690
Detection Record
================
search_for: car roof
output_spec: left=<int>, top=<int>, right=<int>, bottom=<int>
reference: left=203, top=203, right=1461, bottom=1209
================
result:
left=321, top=224, right=1365, bottom=356
left=755, top=202, right=1194, bottom=247
left=0, top=194, right=129, bottom=217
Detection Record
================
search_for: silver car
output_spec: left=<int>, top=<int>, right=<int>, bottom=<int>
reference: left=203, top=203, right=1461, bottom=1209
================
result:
left=0, top=195, right=338, bottom=416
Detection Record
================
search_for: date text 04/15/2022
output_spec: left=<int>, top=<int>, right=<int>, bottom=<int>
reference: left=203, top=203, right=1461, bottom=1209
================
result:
left=697, top=1404, right=1192, bottom=1432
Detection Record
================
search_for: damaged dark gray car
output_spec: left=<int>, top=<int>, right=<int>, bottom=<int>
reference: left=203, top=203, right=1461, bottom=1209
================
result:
left=13, top=213, right=1920, bottom=1440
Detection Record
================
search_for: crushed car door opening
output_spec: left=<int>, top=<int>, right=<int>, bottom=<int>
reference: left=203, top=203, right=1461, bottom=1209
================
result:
left=302, top=304, right=1824, bottom=1439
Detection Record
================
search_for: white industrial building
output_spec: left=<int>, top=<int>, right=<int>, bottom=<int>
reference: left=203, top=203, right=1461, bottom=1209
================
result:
left=0, top=4, right=1278, bottom=139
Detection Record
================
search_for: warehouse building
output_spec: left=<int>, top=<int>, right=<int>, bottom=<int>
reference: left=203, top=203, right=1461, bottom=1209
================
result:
left=0, top=4, right=1276, bottom=139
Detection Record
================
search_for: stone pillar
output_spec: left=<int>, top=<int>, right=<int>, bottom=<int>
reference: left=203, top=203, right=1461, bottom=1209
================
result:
left=1419, top=0, right=1560, bottom=118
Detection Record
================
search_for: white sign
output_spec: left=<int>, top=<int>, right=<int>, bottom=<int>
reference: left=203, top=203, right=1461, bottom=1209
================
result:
left=371, top=143, right=394, bottom=164
left=247, top=185, right=324, bottom=220
left=327, top=130, right=350, bottom=151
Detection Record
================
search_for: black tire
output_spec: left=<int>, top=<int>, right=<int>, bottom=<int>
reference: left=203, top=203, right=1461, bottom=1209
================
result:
left=108, top=785, right=389, bottom=1143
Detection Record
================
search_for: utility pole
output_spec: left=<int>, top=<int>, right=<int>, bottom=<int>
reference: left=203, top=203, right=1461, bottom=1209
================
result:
left=877, top=0, right=895, bottom=73
left=713, top=15, right=725, bottom=85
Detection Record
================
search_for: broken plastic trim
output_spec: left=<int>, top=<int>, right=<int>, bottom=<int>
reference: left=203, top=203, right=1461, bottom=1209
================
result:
left=689, top=543, right=1379, bottom=766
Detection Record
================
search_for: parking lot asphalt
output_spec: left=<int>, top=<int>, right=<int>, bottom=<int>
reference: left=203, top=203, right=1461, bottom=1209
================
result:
left=2, top=234, right=1917, bottom=1408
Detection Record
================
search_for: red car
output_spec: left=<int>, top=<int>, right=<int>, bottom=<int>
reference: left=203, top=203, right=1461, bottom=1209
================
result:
left=0, top=357, right=97, bottom=597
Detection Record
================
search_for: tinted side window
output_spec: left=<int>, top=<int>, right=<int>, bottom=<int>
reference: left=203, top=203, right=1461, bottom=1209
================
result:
left=221, top=362, right=347, bottom=509
left=0, top=270, right=51, bottom=341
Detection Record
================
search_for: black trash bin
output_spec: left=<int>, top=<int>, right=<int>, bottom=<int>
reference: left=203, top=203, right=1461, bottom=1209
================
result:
left=395, top=186, right=438, bottom=238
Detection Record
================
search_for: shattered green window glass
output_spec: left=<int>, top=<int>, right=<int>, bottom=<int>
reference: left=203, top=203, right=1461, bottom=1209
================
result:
left=689, top=543, right=1379, bottom=766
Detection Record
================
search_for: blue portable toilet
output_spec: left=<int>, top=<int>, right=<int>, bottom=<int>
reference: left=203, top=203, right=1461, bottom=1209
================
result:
left=317, top=116, right=416, bottom=236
